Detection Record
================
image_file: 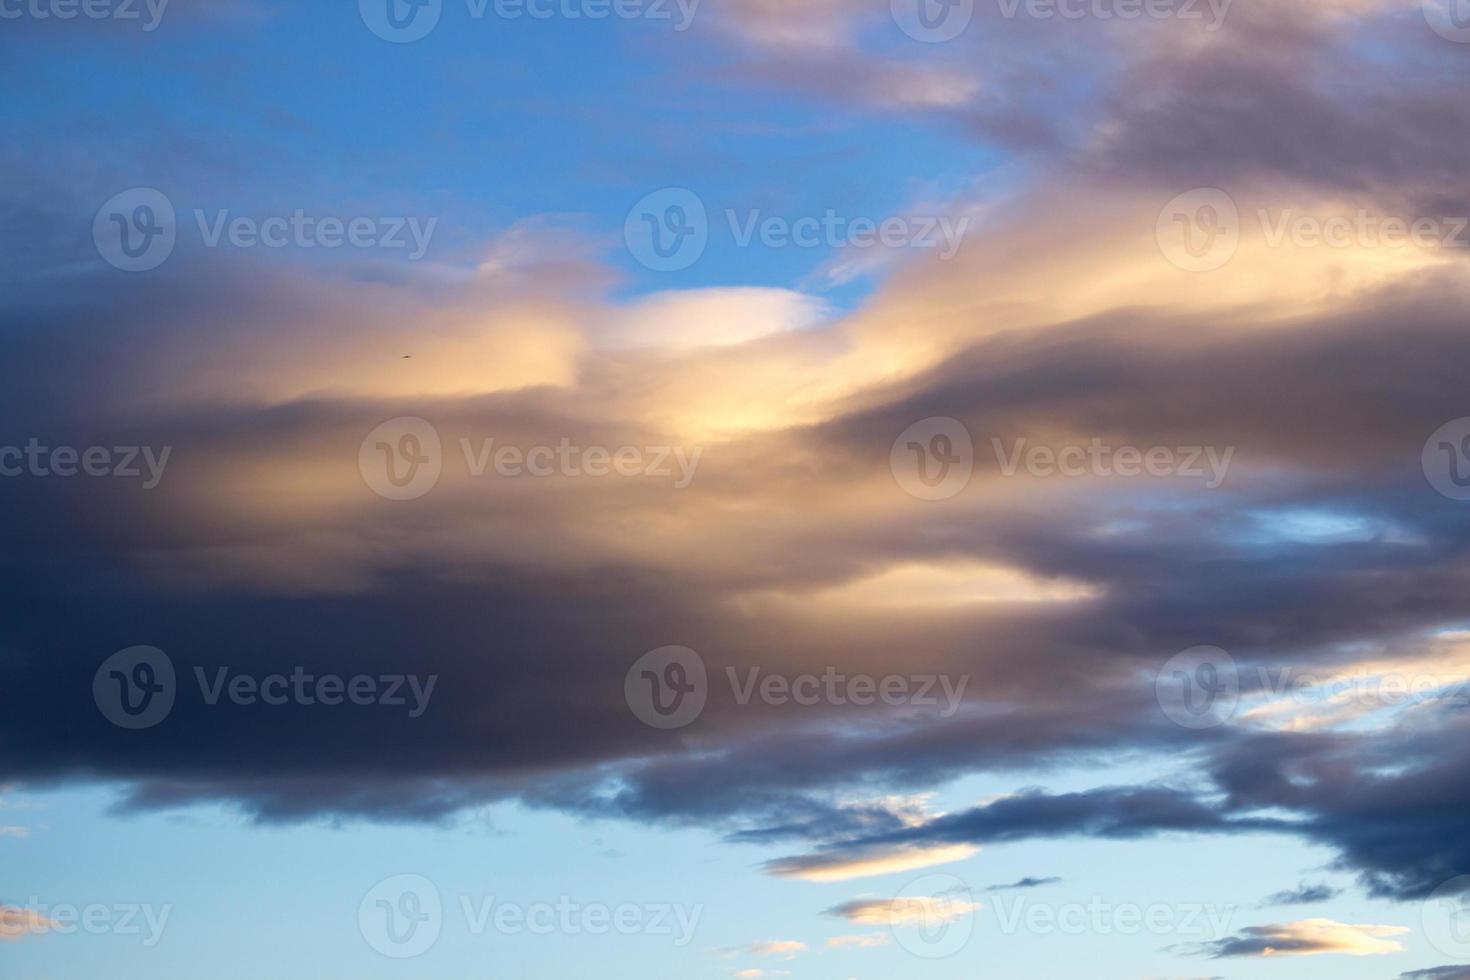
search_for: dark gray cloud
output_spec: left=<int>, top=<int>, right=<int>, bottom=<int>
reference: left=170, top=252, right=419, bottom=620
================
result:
left=1258, top=882, right=1342, bottom=907
left=985, top=876, right=1062, bottom=892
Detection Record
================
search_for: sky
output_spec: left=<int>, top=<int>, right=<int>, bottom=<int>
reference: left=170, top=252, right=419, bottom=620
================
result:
left=4, top=0, right=1470, bottom=978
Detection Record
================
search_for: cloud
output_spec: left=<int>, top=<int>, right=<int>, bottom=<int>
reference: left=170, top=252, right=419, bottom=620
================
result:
left=5, top=0, right=1470, bottom=928
left=826, top=932, right=890, bottom=948
left=0, top=905, right=57, bottom=940
left=1258, top=883, right=1342, bottom=906
left=763, top=842, right=977, bottom=882
left=986, top=876, right=1062, bottom=892
left=716, top=940, right=808, bottom=958
left=824, top=895, right=981, bottom=926
left=1179, top=918, right=1408, bottom=958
